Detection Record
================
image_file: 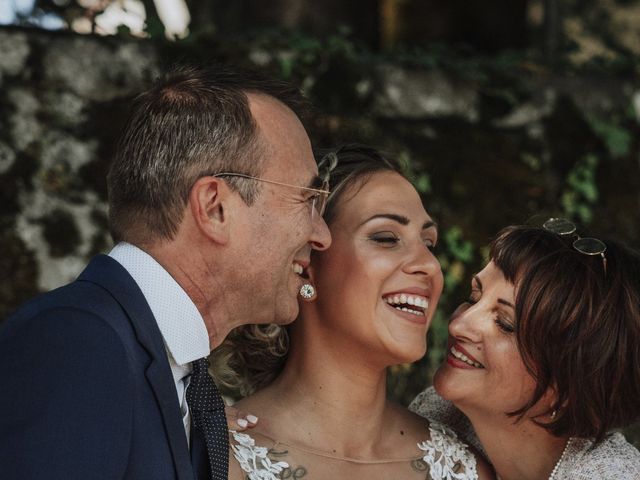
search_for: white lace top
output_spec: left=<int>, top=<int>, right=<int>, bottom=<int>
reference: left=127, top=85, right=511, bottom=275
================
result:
left=410, top=387, right=640, bottom=480
left=230, top=422, right=479, bottom=480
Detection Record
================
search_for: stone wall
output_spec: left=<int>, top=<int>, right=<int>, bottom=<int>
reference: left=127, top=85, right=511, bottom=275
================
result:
left=0, top=26, right=158, bottom=316
left=2, top=25, right=640, bottom=319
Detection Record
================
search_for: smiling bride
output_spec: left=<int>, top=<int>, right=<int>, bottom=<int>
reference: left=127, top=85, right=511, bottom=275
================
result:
left=211, top=144, right=493, bottom=480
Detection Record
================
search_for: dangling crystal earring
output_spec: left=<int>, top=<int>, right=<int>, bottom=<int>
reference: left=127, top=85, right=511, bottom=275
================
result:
left=299, top=283, right=316, bottom=299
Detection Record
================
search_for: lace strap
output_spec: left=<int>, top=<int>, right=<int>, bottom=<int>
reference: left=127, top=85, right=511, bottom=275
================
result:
left=417, top=422, right=478, bottom=480
left=230, top=430, right=289, bottom=480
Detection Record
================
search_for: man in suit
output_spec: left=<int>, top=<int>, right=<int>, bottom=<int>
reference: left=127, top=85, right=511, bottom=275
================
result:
left=0, top=64, right=331, bottom=479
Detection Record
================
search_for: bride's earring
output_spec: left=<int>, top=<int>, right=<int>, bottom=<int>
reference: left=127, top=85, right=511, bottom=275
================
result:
left=299, top=283, right=316, bottom=300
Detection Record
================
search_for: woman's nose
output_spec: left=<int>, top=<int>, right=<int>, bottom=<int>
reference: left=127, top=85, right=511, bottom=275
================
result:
left=404, top=243, right=442, bottom=278
left=449, top=302, right=483, bottom=343
left=404, top=245, right=444, bottom=300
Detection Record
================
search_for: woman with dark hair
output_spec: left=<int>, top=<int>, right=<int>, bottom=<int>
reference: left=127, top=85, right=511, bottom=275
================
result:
left=214, top=145, right=493, bottom=479
left=410, top=220, right=640, bottom=479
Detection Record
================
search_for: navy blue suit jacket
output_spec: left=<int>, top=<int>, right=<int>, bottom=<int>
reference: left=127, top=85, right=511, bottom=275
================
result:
left=0, top=255, right=203, bottom=479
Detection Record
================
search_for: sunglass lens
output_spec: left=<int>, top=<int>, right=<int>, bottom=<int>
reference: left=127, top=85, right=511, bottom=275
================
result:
left=573, top=237, right=607, bottom=256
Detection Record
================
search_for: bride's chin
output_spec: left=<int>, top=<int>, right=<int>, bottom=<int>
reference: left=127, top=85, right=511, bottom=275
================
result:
left=386, top=345, right=427, bottom=366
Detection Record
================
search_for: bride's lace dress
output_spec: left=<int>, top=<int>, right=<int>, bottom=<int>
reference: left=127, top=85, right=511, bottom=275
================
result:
left=230, top=422, right=479, bottom=480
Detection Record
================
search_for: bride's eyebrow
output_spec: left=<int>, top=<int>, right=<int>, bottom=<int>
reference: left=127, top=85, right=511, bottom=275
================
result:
left=359, top=213, right=437, bottom=230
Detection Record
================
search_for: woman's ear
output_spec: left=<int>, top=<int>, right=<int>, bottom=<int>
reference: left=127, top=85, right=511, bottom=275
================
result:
left=541, top=384, right=562, bottom=419
left=189, top=176, right=230, bottom=245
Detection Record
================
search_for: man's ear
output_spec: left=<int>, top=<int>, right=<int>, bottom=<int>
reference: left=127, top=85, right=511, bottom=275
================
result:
left=189, top=176, right=231, bottom=245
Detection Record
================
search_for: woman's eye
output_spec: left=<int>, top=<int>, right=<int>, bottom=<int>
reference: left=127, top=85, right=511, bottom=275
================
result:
left=495, top=316, right=515, bottom=334
left=370, top=233, right=399, bottom=245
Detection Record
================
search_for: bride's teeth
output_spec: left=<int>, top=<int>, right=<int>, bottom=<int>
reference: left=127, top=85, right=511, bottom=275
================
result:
left=382, top=293, right=430, bottom=317
left=397, top=306, right=423, bottom=316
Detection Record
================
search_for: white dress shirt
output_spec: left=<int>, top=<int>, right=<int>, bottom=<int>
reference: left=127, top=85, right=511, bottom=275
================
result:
left=109, top=242, right=210, bottom=446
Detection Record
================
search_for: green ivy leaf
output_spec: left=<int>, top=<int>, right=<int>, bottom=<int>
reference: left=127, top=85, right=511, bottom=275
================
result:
left=414, top=173, right=431, bottom=194
left=587, top=115, right=632, bottom=159
left=444, top=227, right=474, bottom=263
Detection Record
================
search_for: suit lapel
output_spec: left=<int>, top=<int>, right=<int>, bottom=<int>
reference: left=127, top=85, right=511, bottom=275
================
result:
left=78, top=255, right=195, bottom=480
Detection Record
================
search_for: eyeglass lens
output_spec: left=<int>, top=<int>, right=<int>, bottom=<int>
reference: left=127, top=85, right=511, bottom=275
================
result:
left=543, top=218, right=576, bottom=235
left=573, top=237, right=607, bottom=256
left=311, top=191, right=328, bottom=221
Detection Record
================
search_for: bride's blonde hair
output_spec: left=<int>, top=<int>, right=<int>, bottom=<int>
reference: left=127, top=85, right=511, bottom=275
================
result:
left=210, top=144, right=404, bottom=396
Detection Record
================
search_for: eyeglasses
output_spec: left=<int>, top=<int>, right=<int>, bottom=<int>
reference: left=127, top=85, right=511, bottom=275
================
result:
left=543, top=217, right=607, bottom=270
left=212, top=172, right=330, bottom=220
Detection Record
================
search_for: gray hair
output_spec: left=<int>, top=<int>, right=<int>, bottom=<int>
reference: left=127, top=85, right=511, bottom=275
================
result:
left=107, top=64, right=308, bottom=244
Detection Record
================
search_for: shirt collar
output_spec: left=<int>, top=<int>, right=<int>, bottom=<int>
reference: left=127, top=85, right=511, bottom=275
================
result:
left=109, top=242, right=210, bottom=366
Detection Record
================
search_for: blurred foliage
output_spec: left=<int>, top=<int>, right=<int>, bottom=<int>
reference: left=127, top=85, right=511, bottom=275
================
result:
left=561, top=153, right=599, bottom=224
left=587, top=113, right=633, bottom=159
left=12, top=0, right=640, bottom=78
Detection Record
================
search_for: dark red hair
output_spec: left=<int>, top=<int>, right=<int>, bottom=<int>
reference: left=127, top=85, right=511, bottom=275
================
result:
left=490, top=225, right=640, bottom=442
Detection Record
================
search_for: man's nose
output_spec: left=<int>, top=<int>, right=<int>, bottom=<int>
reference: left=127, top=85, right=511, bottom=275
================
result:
left=309, top=215, right=331, bottom=251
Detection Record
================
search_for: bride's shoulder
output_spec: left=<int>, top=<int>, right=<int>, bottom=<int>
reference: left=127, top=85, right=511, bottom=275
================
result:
left=231, top=388, right=270, bottom=412
left=388, top=403, right=493, bottom=480
left=425, top=422, right=496, bottom=479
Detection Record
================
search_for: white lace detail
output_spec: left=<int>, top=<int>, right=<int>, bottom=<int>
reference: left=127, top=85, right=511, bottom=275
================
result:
left=230, top=431, right=289, bottom=480
left=418, top=422, right=478, bottom=480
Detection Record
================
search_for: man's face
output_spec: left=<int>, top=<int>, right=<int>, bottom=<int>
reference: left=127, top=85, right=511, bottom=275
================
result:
left=232, top=94, right=331, bottom=325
